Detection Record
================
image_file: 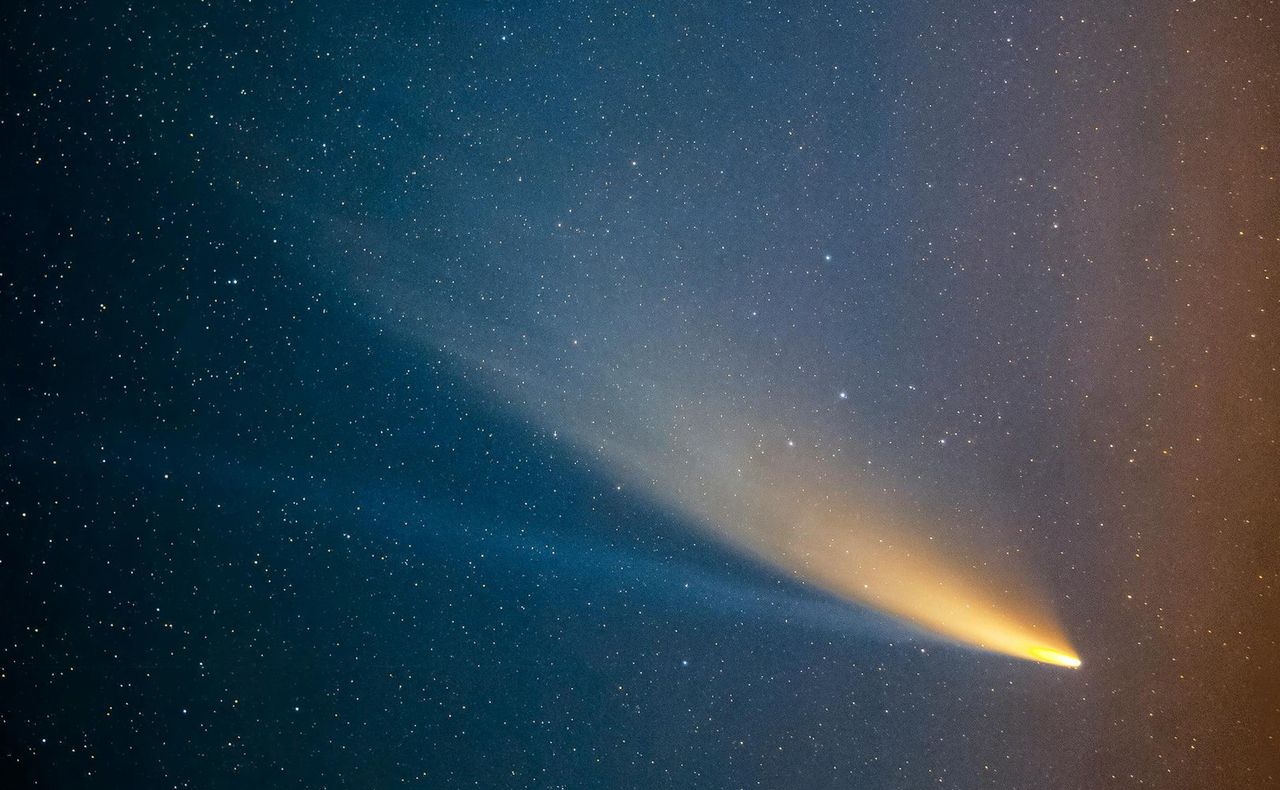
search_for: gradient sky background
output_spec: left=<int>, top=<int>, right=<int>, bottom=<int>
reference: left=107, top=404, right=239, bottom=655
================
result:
left=3, top=1, right=1278, bottom=787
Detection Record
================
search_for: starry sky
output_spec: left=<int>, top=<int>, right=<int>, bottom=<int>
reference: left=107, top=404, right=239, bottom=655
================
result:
left=3, top=1, right=1278, bottom=787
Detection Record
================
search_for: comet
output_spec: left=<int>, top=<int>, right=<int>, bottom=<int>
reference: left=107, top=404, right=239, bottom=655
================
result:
left=434, top=346, right=1083, bottom=669
left=359, top=259, right=1082, bottom=669
left=1030, top=648, right=1083, bottom=669
left=568, top=408, right=1084, bottom=669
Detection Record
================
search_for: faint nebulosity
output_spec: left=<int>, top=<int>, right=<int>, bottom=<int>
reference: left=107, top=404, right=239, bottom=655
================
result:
left=2, top=1, right=1277, bottom=788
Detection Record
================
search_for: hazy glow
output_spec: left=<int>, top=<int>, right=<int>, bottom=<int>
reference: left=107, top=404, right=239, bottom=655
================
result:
left=582, top=421, right=1082, bottom=668
left=490, top=372, right=1082, bottom=668
left=372, top=275, right=1080, bottom=668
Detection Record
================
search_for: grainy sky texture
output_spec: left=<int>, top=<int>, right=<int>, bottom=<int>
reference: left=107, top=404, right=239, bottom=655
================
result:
left=3, top=1, right=1278, bottom=787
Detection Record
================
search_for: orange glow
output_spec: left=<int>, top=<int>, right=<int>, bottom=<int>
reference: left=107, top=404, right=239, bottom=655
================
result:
left=1029, top=648, right=1082, bottom=669
left=589, top=423, right=1082, bottom=669
left=430, top=345, right=1082, bottom=668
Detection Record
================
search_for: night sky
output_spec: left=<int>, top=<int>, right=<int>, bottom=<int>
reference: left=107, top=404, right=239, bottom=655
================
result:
left=3, top=1, right=1279, bottom=787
